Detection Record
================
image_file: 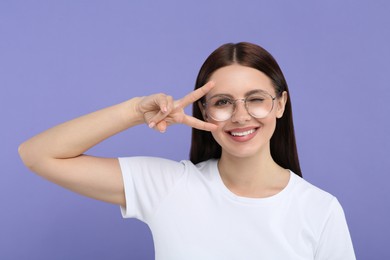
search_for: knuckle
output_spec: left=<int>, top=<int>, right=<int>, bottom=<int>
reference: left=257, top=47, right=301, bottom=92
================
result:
left=156, top=93, right=167, bottom=99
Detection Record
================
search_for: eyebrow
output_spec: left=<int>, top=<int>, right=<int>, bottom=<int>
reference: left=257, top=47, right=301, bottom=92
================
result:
left=208, top=89, right=269, bottom=99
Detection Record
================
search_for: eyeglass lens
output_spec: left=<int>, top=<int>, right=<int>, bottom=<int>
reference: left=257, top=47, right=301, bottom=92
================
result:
left=205, top=93, right=274, bottom=121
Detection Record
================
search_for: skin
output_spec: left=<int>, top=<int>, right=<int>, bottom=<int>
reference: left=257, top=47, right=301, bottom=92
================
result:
left=18, top=82, right=217, bottom=207
left=201, top=64, right=290, bottom=198
left=18, top=64, right=289, bottom=209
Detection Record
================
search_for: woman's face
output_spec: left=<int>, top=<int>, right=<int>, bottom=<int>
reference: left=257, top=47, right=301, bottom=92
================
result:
left=203, top=64, right=287, bottom=160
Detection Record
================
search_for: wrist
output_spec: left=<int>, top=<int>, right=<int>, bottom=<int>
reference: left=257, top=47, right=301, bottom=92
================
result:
left=120, top=97, right=145, bottom=127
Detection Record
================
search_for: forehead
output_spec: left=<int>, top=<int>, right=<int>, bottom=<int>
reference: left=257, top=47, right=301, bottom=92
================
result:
left=208, top=64, right=275, bottom=96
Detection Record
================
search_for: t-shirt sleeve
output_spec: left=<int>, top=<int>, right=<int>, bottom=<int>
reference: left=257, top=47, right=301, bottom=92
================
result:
left=118, top=156, right=186, bottom=222
left=314, top=198, right=356, bottom=260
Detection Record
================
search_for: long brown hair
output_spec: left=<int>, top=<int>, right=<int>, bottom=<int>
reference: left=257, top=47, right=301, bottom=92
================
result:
left=190, top=42, right=302, bottom=177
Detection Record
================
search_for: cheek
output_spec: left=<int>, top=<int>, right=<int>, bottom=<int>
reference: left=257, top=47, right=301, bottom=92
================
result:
left=209, top=122, right=226, bottom=142
left=257, top=116, right=278, bottom=136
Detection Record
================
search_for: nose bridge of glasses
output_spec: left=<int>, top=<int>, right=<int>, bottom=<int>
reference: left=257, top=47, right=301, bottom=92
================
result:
left=232, top=98, right=251, bottom=116
left=233, top=98, right=246, bottom=104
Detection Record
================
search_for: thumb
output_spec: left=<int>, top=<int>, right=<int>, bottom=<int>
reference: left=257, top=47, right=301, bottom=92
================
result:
left=156, top=120, right=167, bottom=133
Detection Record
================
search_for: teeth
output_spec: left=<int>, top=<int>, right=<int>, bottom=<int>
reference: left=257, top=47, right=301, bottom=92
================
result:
left=230, top=129, right=255, bottom=136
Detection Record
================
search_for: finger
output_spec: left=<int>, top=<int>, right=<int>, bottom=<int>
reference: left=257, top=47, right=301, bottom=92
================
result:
left=176, top=81, right=215, bottom=109
left=148, top=95, right=174, bottom=127
left=182, top=115, right=218, bottom=132
left=154, top=94, right=173, bottom=114
left=156, top=120, right=167, bottom=133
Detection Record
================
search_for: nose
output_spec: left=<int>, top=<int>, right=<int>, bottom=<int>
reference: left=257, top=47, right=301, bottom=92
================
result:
left=231, top=99, right=251, bottom=123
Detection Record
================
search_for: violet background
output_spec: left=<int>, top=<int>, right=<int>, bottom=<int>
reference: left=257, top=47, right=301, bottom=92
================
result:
left=1, top=1, right=389, bottom=259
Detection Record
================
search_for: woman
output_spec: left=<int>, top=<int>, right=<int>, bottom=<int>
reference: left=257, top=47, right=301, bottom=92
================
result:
left=19, top=42, right=355, bottom=259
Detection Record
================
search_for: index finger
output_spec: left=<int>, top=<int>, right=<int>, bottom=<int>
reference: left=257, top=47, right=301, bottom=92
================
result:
left=182, top=114, right=218, bottom=132
left=176, top=81, right=215, bottom=109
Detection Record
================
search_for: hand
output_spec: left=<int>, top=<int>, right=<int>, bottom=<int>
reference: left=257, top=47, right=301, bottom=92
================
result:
left=137, top=82, right=218, bottom=133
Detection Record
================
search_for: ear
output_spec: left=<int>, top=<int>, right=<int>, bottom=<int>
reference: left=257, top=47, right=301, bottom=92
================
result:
left=198, top=101, right=208, bottom=121
left=276, top=91, right=288, bottom=118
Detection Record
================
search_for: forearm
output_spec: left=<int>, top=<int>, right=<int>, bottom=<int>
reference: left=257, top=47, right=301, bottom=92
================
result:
left=19, top=97, right=143, bottom=169
left=17, top=83, right=215, bottom=205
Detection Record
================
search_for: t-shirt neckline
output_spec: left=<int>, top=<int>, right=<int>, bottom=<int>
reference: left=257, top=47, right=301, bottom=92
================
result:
left=210, top=159, right=296, bottom=205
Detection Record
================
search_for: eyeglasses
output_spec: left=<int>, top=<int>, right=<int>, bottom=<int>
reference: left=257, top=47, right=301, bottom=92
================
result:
left=202, top=91, right=276, bottom=122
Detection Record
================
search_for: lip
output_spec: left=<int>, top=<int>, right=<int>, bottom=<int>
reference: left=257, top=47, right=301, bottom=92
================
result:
left=225, top=126, right=259, bottom=142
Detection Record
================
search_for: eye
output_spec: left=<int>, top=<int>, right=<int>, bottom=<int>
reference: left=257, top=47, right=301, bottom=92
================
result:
left=212, top=98, right=232, bottom=107
left=247, top=95, right=265, bottom=103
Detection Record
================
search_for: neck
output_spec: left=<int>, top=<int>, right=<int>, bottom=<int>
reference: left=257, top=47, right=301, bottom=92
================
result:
left=218, top=148, right=289, bottom=198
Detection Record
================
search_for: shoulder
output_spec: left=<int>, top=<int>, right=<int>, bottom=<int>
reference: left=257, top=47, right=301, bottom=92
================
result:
left=119, top=156, right=187, bottom=173
left=119, top=156, right=184, bottom=167
left=190, top=158, right=218, bottom=172
left=118, top=157, right=189, bottom=187
left=290, top=173, right=336, bottom=204
left=118, top=156, right=218, bottom=174
left=291, top=176, right=356, bottom=258
left=118, top=157, right=218, bottom=180
left=289, top=173, right=347, bottom=226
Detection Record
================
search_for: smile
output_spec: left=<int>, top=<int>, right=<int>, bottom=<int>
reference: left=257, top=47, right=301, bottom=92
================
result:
left=229, top=128, right=257, bottom=137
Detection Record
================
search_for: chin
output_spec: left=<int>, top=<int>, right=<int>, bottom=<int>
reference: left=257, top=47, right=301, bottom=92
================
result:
left=222, top=148, right=264, bottom=160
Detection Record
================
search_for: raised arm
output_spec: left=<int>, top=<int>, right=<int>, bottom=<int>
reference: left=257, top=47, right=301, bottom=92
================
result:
left=18, top=82, right=216, bottom=207
left=18, top=97, right=144, bottom=207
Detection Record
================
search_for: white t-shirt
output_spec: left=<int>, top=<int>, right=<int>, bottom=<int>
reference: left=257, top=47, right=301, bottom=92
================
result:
left=119, top=157, right=355, bottom=260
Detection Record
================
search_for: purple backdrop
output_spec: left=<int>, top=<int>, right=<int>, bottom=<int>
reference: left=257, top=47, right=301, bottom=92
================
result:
left=1, top=1, right=389, bottom=259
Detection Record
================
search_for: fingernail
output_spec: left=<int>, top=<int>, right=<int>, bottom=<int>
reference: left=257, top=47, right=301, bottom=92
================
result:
left=148, top=122, right=155, bottom=128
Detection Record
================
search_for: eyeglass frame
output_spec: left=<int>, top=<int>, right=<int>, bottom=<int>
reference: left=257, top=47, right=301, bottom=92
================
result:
left=201, top=91, right=277, bottom=122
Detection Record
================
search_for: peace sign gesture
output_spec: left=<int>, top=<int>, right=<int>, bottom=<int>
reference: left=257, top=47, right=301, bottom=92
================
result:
left=18, top=81, right=217, bottom=207
left=137, top=81, right=218, bottom=133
